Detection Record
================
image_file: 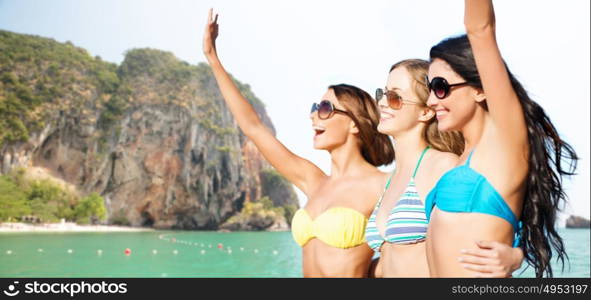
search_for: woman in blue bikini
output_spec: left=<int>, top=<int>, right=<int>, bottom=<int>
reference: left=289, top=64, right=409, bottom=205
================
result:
left=425, top=0, right=578, bottom=277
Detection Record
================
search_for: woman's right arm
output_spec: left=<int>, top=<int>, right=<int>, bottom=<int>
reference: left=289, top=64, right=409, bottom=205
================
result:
left=464, top=0, right=528, bottom=145
left=459, top=240, right=524, bottom=278
left=202, top=9, right=325, bottom=195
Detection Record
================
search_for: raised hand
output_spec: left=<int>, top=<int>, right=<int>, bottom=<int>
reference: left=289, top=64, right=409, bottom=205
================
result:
left=203, top=8, right=219, bottom=59
left=197, top=8, right=325, bottom=196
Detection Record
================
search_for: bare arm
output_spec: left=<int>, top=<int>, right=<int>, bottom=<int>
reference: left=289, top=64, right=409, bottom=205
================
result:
left=202, top=9, right=325, bottom=195
left=464, top=0, right=528, bottom=144
left=459, top=240, right=524, bottom=278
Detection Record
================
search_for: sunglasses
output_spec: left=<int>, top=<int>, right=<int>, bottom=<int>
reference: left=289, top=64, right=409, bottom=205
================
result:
left=375, top=88, right=422, bottom=110
left=310, top=100, right=351, bottom=120
left=425, top=76, right=469, bottom=99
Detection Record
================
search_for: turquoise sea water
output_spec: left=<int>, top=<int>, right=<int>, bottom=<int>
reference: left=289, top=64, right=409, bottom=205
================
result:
left=0, top=229, right=588, bottom=278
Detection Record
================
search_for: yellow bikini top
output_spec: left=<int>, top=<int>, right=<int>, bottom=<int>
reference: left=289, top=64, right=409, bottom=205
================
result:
left=291, top=207, right=368, bottom=249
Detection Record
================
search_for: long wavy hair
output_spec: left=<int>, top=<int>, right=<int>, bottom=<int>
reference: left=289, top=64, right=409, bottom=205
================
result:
left=329, top=84, right=395, bottom=167
left=430, top=35, right=578, bottom=277
left=389, top=59, right=465, bottom=156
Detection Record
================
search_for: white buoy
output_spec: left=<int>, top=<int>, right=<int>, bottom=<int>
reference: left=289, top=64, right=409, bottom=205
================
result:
left=37, top=248, right=43, bottom=253
left=97, top=249, right=103, bottom=255
left=273, top=250, right=278, bottom=255
left=254, top=249, right=259, bottom=254
left=67, top=249, right=73, bottom=254
left=173, top=250, right=178, bottom=255
left=6, top=250, right=12, bottom=255
left=200, top=250, right=206, bottom=255
left=240, top=247, right=244, bottom=252
left=228, top=249, right=232, bottom=254
left=152, top=250, right=158, bottom=255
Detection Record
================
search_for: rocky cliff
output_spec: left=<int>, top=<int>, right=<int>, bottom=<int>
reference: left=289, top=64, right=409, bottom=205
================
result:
left=0, top=30, right=299, bottom=230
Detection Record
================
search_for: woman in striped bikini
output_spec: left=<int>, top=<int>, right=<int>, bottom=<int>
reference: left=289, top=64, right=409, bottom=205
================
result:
left=365, top=59, right=525, bottom=277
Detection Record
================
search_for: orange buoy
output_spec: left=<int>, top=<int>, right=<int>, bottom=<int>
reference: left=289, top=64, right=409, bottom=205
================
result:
left=217, top=243, right=223, bottom=249
left=124, top=248, right=131, bottom=255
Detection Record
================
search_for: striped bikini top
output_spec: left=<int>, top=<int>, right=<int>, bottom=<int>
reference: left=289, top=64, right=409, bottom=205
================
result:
left=365, top=146, right=430, bottom=252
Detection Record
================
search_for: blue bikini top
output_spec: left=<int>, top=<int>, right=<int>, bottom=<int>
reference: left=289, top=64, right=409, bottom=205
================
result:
left=425, top=150, right=522, bottom=247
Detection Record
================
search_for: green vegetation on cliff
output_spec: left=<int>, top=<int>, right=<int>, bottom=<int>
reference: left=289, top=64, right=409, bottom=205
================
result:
left=261, top=168, right=298, bottom=224
left=0, top=169, right=106, bottom=224
left=0, top=30, right=119, bottom=147
left=0, top=31, right=270, bottom=149
left=221, top=168, right=299, bottom=230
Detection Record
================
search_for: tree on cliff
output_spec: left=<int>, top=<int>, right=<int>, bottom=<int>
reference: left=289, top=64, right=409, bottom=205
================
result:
left=0, top=176, right=30, bottom=221
left=74, top=192, right=107, bottom=225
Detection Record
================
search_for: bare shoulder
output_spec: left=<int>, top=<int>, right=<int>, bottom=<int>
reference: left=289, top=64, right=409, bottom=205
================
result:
left=427, top=149, right=460, bottom=172
left=415, top=150, right=459, bottom=198
left=355, top=169, right=390, bottom=214
left=378, top=169, right=392, bottom=181
left=360, top=169, right=390, bottom=190
left=377, top=170, right=392, bottom=186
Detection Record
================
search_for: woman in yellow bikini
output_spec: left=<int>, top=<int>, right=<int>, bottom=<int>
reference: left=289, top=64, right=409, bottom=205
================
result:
left=202, top=9, right=524, bottom=278
left=203, top=9, right=394, bottom=277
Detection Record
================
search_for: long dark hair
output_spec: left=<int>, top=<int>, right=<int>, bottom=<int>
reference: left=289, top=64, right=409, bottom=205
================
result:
left=430, top=35, right=578, bottom=278
left=329, top=84, right=395, bottom=167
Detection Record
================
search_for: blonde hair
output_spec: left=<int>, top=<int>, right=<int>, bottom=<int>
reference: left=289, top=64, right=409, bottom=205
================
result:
left=329, top=84, right=395, bottom=166
left=390, top=59, right=465, bottom=155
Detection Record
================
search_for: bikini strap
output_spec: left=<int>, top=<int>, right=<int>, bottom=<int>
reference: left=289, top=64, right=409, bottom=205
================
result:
left=412, top=146, right=431, bottom=179
left=376, top=169, right=396, bottom=207
left=383, top=170, right=395, bottom=192
left=466, top=149, right=476, bottom=166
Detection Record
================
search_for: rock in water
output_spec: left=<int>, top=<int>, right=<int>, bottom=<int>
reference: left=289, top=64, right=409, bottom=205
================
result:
left=566, top=215, right=590, bottom=229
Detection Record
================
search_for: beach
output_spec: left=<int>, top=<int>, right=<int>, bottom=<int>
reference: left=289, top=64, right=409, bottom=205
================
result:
left=0, top=222, right=154, bottom=233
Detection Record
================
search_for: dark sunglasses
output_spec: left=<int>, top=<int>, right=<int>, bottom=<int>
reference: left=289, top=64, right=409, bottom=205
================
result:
left=375, top=88, right=422, bottom=110
left=310, top=100, right=351, bottom=120
left=425, top=76, right=469, bottom=99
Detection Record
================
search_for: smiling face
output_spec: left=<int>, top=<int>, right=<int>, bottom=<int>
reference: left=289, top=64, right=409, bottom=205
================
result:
left=377, top=66, right=429, bottom=137
left=310, top=88, right=356, bottom=150
left=427, top=58, right=483, bottom=132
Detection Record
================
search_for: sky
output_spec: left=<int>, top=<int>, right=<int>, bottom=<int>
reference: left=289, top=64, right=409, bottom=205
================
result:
left=0, top=0, right=589, bottom=223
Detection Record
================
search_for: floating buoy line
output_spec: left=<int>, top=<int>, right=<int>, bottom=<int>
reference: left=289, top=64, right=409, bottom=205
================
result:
left=156, top=233, right=280, bottom=256
left=2, top=234, right=282, bottom=257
